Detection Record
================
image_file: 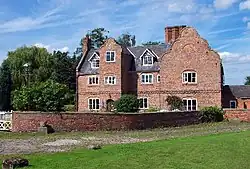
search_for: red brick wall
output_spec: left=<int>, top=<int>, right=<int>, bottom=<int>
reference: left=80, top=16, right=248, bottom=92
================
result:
left=224, top=109, right=250, bottom=122
left=12, top=111, right=200, bottom=132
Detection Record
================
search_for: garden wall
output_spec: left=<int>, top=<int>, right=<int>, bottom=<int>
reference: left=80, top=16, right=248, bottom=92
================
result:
left=224, top=109, right=250, bottom=122
left=12, top=111, right=200, bottom=132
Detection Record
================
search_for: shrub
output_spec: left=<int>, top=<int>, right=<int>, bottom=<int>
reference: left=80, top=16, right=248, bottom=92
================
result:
left=166, top=96, right=183, bottom=110
left=12, top=80, right=71, bottom=112
left=146, top=106, right=160, bottom=112
left=114, top=94, right=139, bottom=112
left=63, top=105, right=75, bottom=111
left=199, top=106, right=224, bottom=122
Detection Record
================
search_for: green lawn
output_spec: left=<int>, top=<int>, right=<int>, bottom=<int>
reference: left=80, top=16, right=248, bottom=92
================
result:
left=3, top=130, right=250, bottom=169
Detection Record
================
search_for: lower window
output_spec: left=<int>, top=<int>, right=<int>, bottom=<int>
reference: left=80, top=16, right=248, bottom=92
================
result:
left=230, top=100, right=236, bottom=109
left=183, top=98, right=197, bottom=111
left=88, top=98, right=100, bottom=110
left=139, top=98, right=148, bottom=109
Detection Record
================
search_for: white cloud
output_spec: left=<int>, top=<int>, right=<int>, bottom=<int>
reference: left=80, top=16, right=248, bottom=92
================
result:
left=240, top=0, right=250, bottom=10
left=33, top=43, right=69, bottom=52
left=167, top=1, right=197, bottom=13
left=243, top=16, right=250, bottom=22
left=219, top=51, right=250, bottom=62
left=214, top=0, right=239, bottom=9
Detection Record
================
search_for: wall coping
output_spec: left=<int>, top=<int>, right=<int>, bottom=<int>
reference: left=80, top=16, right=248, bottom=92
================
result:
left=223, top=109, right=250, bottom=112
left=13, top=111, right=199, bottom=115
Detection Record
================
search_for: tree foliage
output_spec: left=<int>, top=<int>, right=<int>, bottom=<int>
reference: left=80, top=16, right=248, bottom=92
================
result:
left=0, top=60, right=12, bottom=110
left=245, top=76, right=250, bottom=85
left=142, top=41, right=164, bottom=46
left=114, top=94, right=139, bottom=112
left=166, top=96, right=183, bottom=110
left=117, top=33, right=136, bottom=47
left=87, top=28, right=109, bottom=48
left=12, top=80, right=71, bottom=112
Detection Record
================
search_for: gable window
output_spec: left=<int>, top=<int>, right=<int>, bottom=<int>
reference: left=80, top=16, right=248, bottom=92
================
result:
left=141, top=74, right=153, bottom=84
left=143, top=55, right=153, bottom=65
left=183, top=98, right=197, bottom=111
left=182, top=71, right=197, bottom=83
left=104, top=76, right=116, bottom=85
left=91, top=58, right=99, bottom=68
left=88, top=98, right=100, bottom=110
left=230, top=100, right=236, bottom=109
left=88, top=76, right=99, bottom=85
left=157, top=75, right=160, bottom=83
left=139, top=98, right=148, bottom=109
left=106, top=51, right=115, bottom=62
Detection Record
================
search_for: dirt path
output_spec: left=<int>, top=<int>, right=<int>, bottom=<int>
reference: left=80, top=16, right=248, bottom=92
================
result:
left=1, top=122, right=250, bottom=155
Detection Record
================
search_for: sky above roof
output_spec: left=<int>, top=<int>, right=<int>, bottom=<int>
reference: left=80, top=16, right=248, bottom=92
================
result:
left=0, top=0, right=250, bottom=85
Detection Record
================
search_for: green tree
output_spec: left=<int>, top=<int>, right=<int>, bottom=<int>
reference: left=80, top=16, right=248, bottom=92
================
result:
left=245, top=76, right=250, bottom=85
left=12, top=80, right=71, bottom=112
left=117, top=33, right=136, bottom=47
left=142, top=41, right=164, bottom=46
left=0, top=60, right=12, bottom=110
left=6, top=46, right=53, bottom=90
left=87, top=28, right=109, bottom=48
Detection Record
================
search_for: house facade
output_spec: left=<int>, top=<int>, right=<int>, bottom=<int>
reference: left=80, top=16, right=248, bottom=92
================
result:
left=76, top=26, right=223, bottom=112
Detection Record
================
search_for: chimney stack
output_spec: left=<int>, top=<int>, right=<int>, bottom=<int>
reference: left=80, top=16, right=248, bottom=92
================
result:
left=165, top=25, right=186, bottom=44
left=82, top=35, right=91, bottom=56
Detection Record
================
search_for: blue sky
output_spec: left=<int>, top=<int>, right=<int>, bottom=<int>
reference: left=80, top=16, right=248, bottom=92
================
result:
left=0, top=0, right=250, bottom=85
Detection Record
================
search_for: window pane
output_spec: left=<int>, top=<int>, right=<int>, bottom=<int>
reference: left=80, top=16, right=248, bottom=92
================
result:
left=149, top=75, right=152, bottom=83
left=188, top=100, right=192, bottom=111
left=106, top=52, right=110, bottom=61
left=93, top=99, right=96, bottom=109
left=157, top=76, right=160, bottom=82
left=192, top=100, right=197, bottom=110
left=188, top=73, right=192, bottom=82
left=96, top=77, right=99, bottom=84
left=146, top=75, right=149, bottom=82
left=89, top=99, right=92, bottom=109
left=183, top=100, right=187, bottom=110
left=111, top=52, right=115, bottom=61
left=144, top=98, right=148, bottom=108
left=139, top=99, right=143, bottom=108
left=230, top=101, right=236, bottom=108
left=96, top=99, right=100, bottom=109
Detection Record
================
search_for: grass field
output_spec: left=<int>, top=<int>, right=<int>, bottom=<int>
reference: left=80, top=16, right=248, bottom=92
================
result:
left=2, top=130, right=250, bottom=169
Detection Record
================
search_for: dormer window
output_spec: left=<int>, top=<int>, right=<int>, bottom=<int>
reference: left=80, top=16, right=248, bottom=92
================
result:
left=141, top=49, right=156, bottom=66
left=91, top=58, right=99, bottom=68
left=143, top=55, right=153, bottom=65
left=88, top=52, right=100, bottom=69
left=106, top=51, right=116, bottom=62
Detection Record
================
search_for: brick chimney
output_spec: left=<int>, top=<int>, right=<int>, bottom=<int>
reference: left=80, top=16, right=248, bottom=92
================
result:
left=165, top=25, right=186, bottom=44
left=82, top=35, right=91, bottom=56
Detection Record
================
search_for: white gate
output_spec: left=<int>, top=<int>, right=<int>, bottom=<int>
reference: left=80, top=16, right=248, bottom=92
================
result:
left=0, top=111, right=12, bottom=131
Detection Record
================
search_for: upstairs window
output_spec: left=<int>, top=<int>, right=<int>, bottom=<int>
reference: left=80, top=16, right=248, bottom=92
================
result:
left=88, top=76, right=99, bottom=85
left=183, top=98, right=197, bottom=111
left=142, top=50, right=154, bottom=66
left=230, top=100, right=236, bottom=109
left=182, top=71, right=197, bottom=83
left=91, top=58, right=99, bottom=68
left=157, top=75, right=160, bottom=83
left=104, top=76, right=116, bottom=85
left=141, top=74, right=153, bottom=84
left=106, top=51, right=116, bottom=62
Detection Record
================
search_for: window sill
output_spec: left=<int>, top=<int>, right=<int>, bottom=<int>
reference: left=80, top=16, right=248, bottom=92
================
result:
left=141, top=83, right=154, bottom=85
left=182, top=82, right=197, bottom=85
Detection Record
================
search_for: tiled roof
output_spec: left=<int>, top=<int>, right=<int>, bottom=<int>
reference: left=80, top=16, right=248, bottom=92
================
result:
left=78, top=44, right=169, bottom=74
left=224, top=85, right=250, bottom=98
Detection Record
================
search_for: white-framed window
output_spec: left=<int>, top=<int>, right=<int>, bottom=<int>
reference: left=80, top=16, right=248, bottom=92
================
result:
left=230, top=100, right=236, bottom=109
left=88, top=76, right=99, bottom=85
left=183, top=98, right=197, bottom=111
left=104, top=76, right=116, bottom=85
left=91, top=58, right=100, bottom=68
left=139, top=97, right=148, bottom=109
left=88, top=98, right=100, bottom=110
left=141, top=74, right=153, bottom=84
left=157, top=75, right=160, bottom=83
left=143, top=55, right=153, bottom=66
left=182, top=71, right=197, bottom=83
left=106, top=51, right=116, bottom=62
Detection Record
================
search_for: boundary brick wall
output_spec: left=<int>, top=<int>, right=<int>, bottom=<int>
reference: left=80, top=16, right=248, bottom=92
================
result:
left=12, top=111, right=200, bottom=132
left=224, top=109, right=250, bottom=122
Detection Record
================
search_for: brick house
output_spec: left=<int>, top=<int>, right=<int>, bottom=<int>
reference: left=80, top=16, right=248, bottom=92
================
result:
left=222, top=85, right=250, bottom=109
left=76, top=26, right=223, bottom=112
